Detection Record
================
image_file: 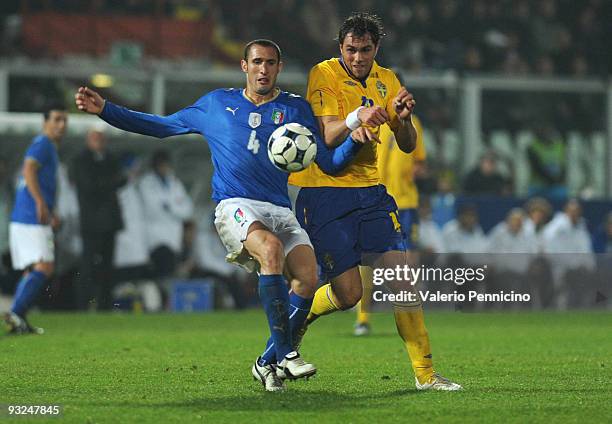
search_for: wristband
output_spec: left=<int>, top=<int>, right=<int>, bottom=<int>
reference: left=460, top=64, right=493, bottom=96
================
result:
left=345, top=106, right=364, bottom=131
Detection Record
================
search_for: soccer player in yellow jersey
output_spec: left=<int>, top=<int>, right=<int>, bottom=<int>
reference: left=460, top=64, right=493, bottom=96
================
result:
left=289, top=12, right=461, bottom=391
left=354, top=113, right=426, bottom=336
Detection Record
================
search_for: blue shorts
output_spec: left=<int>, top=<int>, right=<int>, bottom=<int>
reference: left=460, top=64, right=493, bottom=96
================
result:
left=398, top=208, right=419, bottom=250
left=295, top=185, right=406, bottom=281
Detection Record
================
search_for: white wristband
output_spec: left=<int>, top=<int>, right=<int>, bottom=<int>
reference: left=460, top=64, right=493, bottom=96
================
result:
left=345, top=106, right=364, bottom=131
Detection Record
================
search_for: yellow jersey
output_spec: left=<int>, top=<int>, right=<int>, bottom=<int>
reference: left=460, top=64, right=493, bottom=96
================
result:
left=378, top=115, right=426, bottom=209
left=289, top=58, right=402, bottom=188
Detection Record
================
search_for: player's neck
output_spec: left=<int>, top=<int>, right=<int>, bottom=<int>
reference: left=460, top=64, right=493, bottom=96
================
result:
left=243, top=87, right=280, bottom=106
left=43, top=131, right=61, bottom=146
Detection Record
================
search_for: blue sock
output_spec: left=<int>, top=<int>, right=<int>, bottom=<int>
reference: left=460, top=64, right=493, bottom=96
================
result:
left=258, top=274, right=292, bottom=363
left=11, top=271, right=47, bottom=317
left=260, top=291, right=314, bottom=365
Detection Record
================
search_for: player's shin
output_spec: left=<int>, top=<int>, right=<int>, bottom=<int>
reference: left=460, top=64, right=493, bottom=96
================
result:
left=394, top=306, right=435, bottom=383
left=260, top=291, right=314, bottom=364
left=11, top=271, right=47, bottom=318
left=258, top=274, right=293, bottom=362
left=356, top=266, right=374, bottom=325
left=307, top=283, right=341, bottom=323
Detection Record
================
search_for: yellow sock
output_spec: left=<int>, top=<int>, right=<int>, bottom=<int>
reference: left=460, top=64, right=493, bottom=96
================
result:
left=307, top=283, right=341, bottom=324
left=356, top=266, right=373, bottom=325
left=394, top=307, right=435, bottom=383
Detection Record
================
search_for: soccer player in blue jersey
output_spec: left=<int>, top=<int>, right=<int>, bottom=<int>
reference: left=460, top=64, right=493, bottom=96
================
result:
left=3, top=105, right=67, bottom=335
left=75, top=39, right=363, bottom=392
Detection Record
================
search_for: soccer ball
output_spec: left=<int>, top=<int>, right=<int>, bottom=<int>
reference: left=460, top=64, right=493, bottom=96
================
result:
left=267, top=123, right=317, bottom=172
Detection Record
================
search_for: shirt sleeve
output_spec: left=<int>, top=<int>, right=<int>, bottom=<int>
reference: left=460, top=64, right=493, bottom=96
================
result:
left=306, top=64, right=339, bottom=117
left=99, top=94, right=210, bottom=138
left=25, top=139, right=51, bottom=165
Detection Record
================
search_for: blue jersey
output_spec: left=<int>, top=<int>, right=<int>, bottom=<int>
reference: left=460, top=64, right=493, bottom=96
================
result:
left=11, top=135, right=59, bottom=224
left=100, top=88, right=360, bottom=208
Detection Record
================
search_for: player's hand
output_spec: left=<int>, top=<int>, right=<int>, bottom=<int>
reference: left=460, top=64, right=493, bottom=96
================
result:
left=36, top=200, right=50, bottom=225
left=75, top=86, right=105, bottom=115
left=357, top=106, right=389, bottom=127
left=351, top=127, right=381, bottom=144
left=393, top=87, right=416, bottom=120
left=51, top=214, right=61, bottom=230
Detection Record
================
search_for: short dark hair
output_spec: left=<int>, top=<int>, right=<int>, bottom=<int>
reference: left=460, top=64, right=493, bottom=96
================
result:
left=43, top=103, right=66, bottom=121
left=337, top=12, right=385, bottom=46
left=243, top=39, right=282, bottom=62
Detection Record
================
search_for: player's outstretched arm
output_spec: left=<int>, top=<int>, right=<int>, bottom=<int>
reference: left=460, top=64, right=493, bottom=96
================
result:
left=75, top=86, right=195, bottom=139
left=390, top=87, right=417, bottom=153
left=315, top=131, right=365, bottom=175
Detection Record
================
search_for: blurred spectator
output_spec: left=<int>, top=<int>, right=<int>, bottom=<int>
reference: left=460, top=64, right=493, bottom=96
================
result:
left=417, top=198, right=445, bottom=254
left=430, top=168, right=456, bottom=228
left=542, top=199, right=595, bottom=307
left=523, top=197, right=553, bottom=251
left=527, top=123, right=567, bottom=200
left=441, top=204, right=487, bottom=254
left=113, top=153, right=149, bottom=272
left=139, top=149, right=193, bottom=278
left=462, top=150, right=511, bottom=195
left=592, top=211, right=612, bottom=254
left=112, top=152, right=162, bottom=312
left=487, top=208, right=537, bottom=273
left=72, top=125, right=126, bottom=310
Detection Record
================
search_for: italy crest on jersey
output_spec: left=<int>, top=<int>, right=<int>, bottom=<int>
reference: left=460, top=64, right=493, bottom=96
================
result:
left=248, top=112, right=261, bottom=128
left=376, top=80, right=387, bottom=98
left=271, top=108, right=285, bottom=125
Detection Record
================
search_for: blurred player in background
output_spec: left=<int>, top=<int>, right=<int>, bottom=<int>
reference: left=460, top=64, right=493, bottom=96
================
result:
left=289, top=12, right=461, bottom=390
left=3, top=105, right=67, bottom=335
left=75, top=39, right=363, bottom=392
left=354, top=91, right=426, bottom=336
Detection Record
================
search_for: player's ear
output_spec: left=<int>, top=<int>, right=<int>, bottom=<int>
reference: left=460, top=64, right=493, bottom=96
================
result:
left=240, top=59, right=248, bottom=73
left=278, top=60, right=283, bottom=73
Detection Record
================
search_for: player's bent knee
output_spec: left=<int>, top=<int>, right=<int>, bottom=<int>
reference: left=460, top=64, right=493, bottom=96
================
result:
left=258, top=237, right=284, bottom=271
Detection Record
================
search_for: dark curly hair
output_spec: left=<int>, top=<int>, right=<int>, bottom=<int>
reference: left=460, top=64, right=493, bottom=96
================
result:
left=337, top=12, right=386, bottom=46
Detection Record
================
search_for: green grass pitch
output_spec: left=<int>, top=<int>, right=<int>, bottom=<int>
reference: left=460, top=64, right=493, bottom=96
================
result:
left=1, top=310, right=611, bottom=423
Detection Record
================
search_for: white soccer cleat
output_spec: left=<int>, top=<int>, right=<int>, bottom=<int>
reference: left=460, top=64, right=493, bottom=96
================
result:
left=353, top=322, right=371, bottom=337
left=252, top=359, right=286, bottom=392
left=415, top=373, right=462, bottom=391
left=276, top=351, right=316, bottom=380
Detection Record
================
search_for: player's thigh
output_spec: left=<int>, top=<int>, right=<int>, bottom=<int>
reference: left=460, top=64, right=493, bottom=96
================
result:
left=295, top=188, right=361, bottom=283
left=330, top=266, right=363, bottom=309
left=214, top=198, right=276, bottom=273
left=358, top=189, right=406, bottom=255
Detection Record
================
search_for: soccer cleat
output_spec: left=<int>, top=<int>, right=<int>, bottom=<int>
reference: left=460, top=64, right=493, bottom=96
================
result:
left=276, top=351, right=316, bottom=381
left=353, top=322, right=371, bottom=336
left=3, top=312, right=44, bottom=335
left=415, top=373, right=462, bottom=391
left=252, top=358, right=286, bottom=392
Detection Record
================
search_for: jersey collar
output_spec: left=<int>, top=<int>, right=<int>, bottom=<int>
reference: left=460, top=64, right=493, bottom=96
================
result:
left=241, top=87, right=281, bottom=106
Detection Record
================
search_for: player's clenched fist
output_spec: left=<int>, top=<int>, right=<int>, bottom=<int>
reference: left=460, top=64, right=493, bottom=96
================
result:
left=393, top=87, right=416, bottom=120
left=75, top=86, right=106, bottom=115
left=357, top=105, right=389, bottom=127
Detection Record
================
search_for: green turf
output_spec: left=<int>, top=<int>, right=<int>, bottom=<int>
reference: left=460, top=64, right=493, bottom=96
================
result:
left=1, top=310, right=611, bottom=423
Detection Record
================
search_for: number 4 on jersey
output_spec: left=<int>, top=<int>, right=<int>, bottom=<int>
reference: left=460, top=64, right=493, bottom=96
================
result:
left=248, top=130, right=260, bottom=154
